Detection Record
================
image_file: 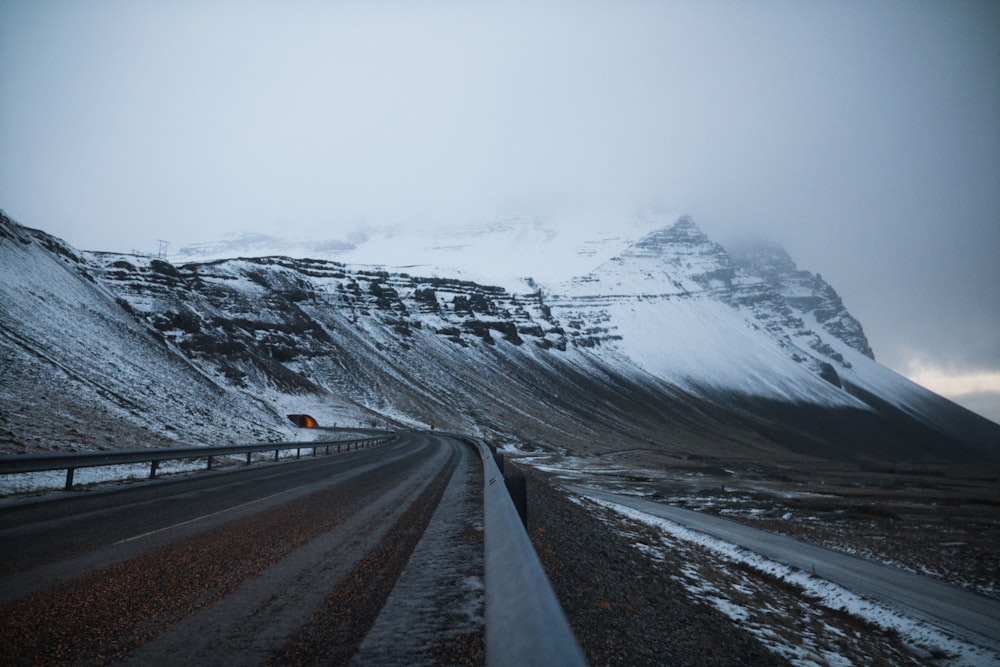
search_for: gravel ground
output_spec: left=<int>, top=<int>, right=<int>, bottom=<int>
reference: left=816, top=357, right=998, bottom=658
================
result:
left=519, top=464, right=788, bottom=667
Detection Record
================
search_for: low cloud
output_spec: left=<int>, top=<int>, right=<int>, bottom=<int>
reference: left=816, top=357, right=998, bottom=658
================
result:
left=906, top=363, right=1000, bottom=398
left=904, top=360, right=1000, bottom=424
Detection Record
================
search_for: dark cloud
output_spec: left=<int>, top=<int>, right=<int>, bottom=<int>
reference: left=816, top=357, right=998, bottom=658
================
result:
left=2, top=1, right=998, bottom=416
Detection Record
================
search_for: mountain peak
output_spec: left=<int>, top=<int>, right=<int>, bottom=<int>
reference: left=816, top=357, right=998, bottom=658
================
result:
left=601, top=215, right=732, bottom=290
left=630, top=214, right=709, bottom=251
left=669, top=214, right=701, bottom=236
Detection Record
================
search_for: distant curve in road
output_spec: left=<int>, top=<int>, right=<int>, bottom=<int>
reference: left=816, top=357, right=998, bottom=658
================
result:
left=567, top=485, right=1000, bottom=651
left=0, top=432, right=484, bottom=667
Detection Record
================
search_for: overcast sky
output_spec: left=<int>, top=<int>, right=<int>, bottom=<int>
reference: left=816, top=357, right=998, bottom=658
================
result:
left=2, top=1, right=998, bottom=422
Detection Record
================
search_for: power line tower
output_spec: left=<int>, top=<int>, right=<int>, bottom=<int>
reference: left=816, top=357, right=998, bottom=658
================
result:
left=157, top=240, right=169, bottom=259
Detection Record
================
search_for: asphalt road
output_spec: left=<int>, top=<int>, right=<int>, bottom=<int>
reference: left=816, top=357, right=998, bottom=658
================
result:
left=567, top=485, right=1000, bottom=651
left=0, top=433, right=485, bottom=666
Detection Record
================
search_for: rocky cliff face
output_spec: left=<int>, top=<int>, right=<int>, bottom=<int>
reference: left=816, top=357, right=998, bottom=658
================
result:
left=729, top=241, right=874, bottom=360
left=86, top=252, right=567, bottom=392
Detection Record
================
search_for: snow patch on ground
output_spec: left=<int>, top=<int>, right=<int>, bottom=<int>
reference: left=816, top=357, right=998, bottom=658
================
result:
left=587, top=496, right=998, bottom=667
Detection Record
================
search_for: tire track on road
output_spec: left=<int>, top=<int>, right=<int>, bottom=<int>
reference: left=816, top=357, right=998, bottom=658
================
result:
left=269, top=443, right=460, bottom=666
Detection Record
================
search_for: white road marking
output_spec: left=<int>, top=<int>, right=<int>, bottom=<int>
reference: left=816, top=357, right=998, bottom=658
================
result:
left=113, top=483, right=312, bottom=545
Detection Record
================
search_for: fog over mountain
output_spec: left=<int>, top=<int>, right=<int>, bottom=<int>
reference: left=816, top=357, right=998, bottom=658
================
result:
left=171, top=205, right=1000, bottom=425
left=2, top=2, right=998, bottom=422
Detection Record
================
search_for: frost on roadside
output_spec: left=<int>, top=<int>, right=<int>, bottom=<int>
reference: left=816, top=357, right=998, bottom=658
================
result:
left=580, top=496, right=998, bottom=667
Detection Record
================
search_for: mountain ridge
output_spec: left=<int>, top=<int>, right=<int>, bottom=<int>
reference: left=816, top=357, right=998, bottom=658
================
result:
left=2, top=210, right=997, bottom=465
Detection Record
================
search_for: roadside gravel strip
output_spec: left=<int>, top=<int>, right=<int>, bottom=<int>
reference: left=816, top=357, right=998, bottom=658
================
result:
left=0, top=435, right=481, bottom=666
left=520, top=465, right=788, bottom=667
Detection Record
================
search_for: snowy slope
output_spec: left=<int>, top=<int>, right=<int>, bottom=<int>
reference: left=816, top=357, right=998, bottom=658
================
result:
left=0, top=214, right=364, bottom=454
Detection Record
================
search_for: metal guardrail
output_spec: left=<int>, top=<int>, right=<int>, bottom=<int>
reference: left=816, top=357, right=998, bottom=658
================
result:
left=461, top=436, right=588, bottom=667
left=0, top=433, right=397, bottom=491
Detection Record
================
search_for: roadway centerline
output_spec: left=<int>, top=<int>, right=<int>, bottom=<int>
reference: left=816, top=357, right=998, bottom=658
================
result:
left=113, top=483, right=311, bottom=545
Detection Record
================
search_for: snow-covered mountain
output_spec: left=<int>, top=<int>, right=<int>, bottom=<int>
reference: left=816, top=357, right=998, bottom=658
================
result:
left=2, top=210, right=997, bottom=463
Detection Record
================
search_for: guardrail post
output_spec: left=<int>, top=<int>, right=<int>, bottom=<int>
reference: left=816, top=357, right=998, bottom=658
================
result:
left=246, top=452, right=252, bottom=465
left=65, top=468, right=75, bottom=491
left=296, top=448, right=301, bottom=459
left=149, top=460, right=158, bottom=479
left=505, top=471, right=527, bottom=527
left=312, top=447, right=317, bottom=457
left=207, top=456, right=213, bottom=470
left=274, top=450, right=279, bottom=462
